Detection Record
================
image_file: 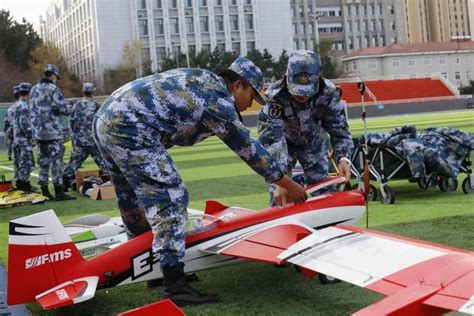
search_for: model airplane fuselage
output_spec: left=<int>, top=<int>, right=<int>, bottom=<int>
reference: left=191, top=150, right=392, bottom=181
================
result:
left=7, top=177, right=365, bottom=309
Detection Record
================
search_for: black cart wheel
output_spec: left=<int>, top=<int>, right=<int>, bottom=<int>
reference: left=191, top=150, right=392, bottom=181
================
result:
left=439, top=178, right=458, bottom=192
left=318, top=273, right=340, bottom=284
left=417, top=177, right=436, bottom=190
left=380, top=186, right=395, bottom=204
left=366, top=184, right=377, bottom=201
left=462, top=177, right=474, bottom=194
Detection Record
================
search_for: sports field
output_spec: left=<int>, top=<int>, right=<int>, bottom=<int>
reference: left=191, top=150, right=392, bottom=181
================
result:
left=0, top=110, right=473, bottom=315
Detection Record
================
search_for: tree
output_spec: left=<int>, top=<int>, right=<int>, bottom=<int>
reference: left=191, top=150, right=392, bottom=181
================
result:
left=102, top=67, right=135, bottom=94
left=0, top=10, right=41, bottom=70
left=272, top=50, right=289, bottom=80
left=120, top=40, right=151, bottom=78
left=459, top=80, right=474, bottom=95
left=314, top=38, right=342, bottom=79
left=29, top=43, right=82, bottom=97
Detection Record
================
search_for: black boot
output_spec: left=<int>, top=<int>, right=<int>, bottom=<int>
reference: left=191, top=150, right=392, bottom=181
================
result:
left=162, top=262, right=219, bottom=306
left=63, top=175, right=72, bottom=193
left=15, top=180, right=25, bottom=191
left=41, top=185, right=54, bottom=200
left=18, top=180, right=37, bottom=193
left=54, top=184, right=76, bottom=201
left=147, top=272, right=199, bottom=288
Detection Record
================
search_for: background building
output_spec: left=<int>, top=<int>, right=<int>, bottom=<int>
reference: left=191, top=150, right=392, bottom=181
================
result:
left=41, top=0, right=292, bottom=84
left=341, top=41, right=474, bottom=88
left=403, top=0, right=472, bottom=43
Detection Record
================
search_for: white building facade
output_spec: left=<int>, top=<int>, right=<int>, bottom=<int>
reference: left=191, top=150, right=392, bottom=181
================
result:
left=342, top=42, right=474, bottom=88
left=41, top=0, right=293, bottom=84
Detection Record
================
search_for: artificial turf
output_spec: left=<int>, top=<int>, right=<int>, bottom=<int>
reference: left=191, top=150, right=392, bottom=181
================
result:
left=0, top=110, right=473, bottom=315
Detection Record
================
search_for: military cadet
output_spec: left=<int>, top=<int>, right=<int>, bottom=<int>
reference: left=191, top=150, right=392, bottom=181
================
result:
left=11, top=83, right=36, bottom=192
left=29, top=64, right=75, bottom=201
left=63, top=83, right=107, bottom=187
left=258, top=50, right=354, bottom=206
left=4, top=86, right=21, bottom=186
left=94, top=57, right=307, bottom=306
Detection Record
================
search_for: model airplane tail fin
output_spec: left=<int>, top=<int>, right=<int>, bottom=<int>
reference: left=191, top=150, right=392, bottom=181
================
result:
left=7, top=209, right=86, bottom=306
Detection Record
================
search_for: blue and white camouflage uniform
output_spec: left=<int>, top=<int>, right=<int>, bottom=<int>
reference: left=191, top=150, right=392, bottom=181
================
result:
left=94, top=59, right=283, bottom=267
left=12, top=83, right=35, bottom=182
left=5, top=86, right=21, bottom=182
left=258, top=50, right=353, bottom=203
left=29, top=75, right=72, bottom=186
left=64, top=93, right=107, bottom=178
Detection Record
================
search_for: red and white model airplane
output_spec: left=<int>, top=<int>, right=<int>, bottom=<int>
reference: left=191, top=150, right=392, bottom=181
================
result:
left=7, top=177, right=474, bottom=315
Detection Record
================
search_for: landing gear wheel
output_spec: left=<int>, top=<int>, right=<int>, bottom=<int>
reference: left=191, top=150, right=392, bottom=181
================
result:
left=439, top=178, right=458, bottom=192
left=318, top=273, right=340, bottom=284
left=365, top=184, right=377, bottom=201
left=462, top=177, right=474, bottom=194
left=380, top=186, right=395, bottom=204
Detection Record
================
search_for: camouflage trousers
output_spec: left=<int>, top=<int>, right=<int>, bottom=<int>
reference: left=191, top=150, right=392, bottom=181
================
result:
left=37, top=140, right=65, bottom=186
left=16, top=145, right=35, bottom=182
left=94, top=118, right=188, bottom=268
left=63, top=144, right=108, bottom=178
left=11, top=146, right=20, bottom=182
left=269, top=138, right=330, bottom=205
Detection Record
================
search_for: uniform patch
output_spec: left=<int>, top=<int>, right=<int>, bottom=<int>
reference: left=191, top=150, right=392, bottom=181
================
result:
left=268, top=103, right=283, bottom=119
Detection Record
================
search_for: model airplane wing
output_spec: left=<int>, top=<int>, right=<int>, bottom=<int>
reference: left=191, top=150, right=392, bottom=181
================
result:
left=202, top=222, right=474, bottom=315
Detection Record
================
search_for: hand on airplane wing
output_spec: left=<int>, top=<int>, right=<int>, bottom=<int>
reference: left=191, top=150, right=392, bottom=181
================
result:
left=274, top=175, right=307, bottom=206
left=338, top=158, right=351, bottom=181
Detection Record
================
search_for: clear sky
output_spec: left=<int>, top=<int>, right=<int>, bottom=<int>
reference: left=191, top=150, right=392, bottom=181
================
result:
left=0, top=0, right=51, bottom=31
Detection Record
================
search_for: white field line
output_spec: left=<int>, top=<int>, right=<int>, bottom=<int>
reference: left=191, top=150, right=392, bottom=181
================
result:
left=0, top=165, right=52, bottom=180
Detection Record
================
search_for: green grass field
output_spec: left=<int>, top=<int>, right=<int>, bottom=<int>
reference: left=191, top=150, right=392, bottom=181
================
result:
left=1, top=110, right=473, bottom=315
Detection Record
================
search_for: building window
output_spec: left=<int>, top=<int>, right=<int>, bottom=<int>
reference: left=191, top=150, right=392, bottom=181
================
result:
left=202, top=44, right=211, bottom=51
left=232, top=42, right=240, bottom=54
left=355, top=4, right=359, bottom=15
left=215, top=0, right=222, bottom=6
left=441, top=72, right=448, bottom=78
left=348, top=37, right=353, bottom=49
left=169, top=0, right=177, bottom=8
left=356, top=20, right=360, bottom=32
left=370, top=20, right=375, bottom=31
left=368, top=60, right=377, bottom=70
left=170, top=17, right=179, bottom=34
left=456, top=57, right=460, bottom=64
left=424, top=56, right=431, bottom=66
left=230, top=15, right=239, bottom=31
left=346, top=21, right=352, bottom=32
left=408, top=58, right=416, bottom=67
left=370, top=4, right=375, bottom=15
left=138, top=19, right=148, bottom=36
left=199, top=0, right=207, bottom=7
left=154, top=0, right=162, bottom=9
left=137, top=0, right=146, bottom=9
left=230, top=0, right=237, bottom=5
left=186, top=17, right=194, bottom=33
left=184, top=0, right=192, bottom=8
left=378, top=3, right=383, bottom=15
left=352, top=61, right=357, bottom=70
left=215, top=15, right=224, bottom=31
left=389, top=5, right=394, bottom=14
left=245, top=0, right=252, bottom=4
left=156, top=47, right=166, bottom=60
left=378, top=20, right=384, bottom=31
left=154, top=18, right=164, bottom=34
left=216, top=43, right=225, bottom=52
left=200, top=16, right=209, bottom=32
left=438, top=56, right=446, bottom=65
left=244, top=14, right=253, bottom=30
left=392, top=58, right=400, bottom=67
left=247, top=41, right=255, bottom=51
left=344, top=5, right=350, bottom=16
left=391, top=22, right=395, bottom=31
left=455, top=72, right=461, bottom=80
left=188, top=45, right=195, bottom=54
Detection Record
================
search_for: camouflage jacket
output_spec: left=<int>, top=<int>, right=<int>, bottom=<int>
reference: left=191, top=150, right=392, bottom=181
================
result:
left=71, top=98, right=99, bottom=146
left=258, top=77, right=354, bottom=171
left=96, top=68, right=284, bottom=183
left=4, top=103, right=16, bottom=147
left=12, top=100, right=34, bottom=146
left=29, top=78, right=72, bottom=140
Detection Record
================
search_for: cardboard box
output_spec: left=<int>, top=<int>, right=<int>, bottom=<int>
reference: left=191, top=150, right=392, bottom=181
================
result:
left=75, top=170, right=100, bottom=191
left=90, top=183, right=116, bottom=200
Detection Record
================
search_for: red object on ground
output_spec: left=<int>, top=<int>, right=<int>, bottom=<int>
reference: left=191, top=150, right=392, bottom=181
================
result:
left=117, top=299, right=185, bottom=316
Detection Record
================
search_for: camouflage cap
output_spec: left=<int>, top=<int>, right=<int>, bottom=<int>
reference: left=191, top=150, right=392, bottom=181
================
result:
left=12, top=85, right=20, bottom=96
left=44, top=64, right=60, bottom=79
left=83, top=82, right=96, bottom=93
left=228, top=56, right=265, bottom=105
left=18, top=82, right=32, bottom=92
left=286, top=50, right=320, bottom=97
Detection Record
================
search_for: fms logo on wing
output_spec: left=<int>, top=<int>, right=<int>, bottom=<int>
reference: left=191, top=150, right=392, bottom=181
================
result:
left=25, top=249, right=72, bottom=269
